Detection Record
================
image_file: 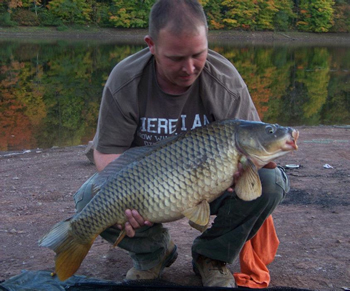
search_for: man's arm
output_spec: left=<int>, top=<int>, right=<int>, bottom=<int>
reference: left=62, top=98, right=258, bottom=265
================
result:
left=93, top=149, right=121, bottom=172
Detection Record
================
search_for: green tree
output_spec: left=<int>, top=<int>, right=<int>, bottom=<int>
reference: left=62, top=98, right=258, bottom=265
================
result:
left=201, top=0, right=224, bottom=29
left=21, top=0, right=42, bottom=16
left=297, top=0, right=335, bottom=32
left=255, top=0, right=278, bottom=30
left=273, top=0, right=295, bottom=31
left=92, top=1, right=112, bottom=26
left=331, top=0, right=350, bottom=32
left=221, top=0, right=291, bottom=31
left=221, top=0, right=258, bottom=30
left=109, top=0, right=155, bottom=28
left=48, top=0, right=92, bottom=24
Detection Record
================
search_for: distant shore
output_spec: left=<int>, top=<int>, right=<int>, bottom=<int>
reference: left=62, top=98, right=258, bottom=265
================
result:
left=1, top=26, right=350, bottom=45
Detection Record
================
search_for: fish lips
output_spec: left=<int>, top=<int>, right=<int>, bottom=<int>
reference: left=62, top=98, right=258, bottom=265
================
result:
left=284, top=128, right=299, bottom=151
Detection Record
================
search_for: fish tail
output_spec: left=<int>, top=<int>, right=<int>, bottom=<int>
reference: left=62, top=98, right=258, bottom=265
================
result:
left=39, top=218, right=96, bottom=281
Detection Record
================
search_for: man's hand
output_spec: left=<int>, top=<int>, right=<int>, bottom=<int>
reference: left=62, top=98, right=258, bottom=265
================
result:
left=262, top=161, right=277, bottom=169
left=227, top=163, right=244, bottom=193
left=113, top=209, right=153, bottom=238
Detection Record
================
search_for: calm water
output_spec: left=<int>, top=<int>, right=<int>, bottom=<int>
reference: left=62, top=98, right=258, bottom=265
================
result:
left=1, top=39, right=349, bottom=151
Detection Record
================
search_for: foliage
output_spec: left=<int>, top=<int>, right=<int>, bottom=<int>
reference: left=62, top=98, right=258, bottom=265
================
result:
left=0, top=0, right=349, bottom=32
left=201, top=0, right=224, bottom=29
left=0, top=2, right=16, bottom=26
left=331, top=1, right=350, bottom=32
left=37, top=8, right=63, bottom=26
left=0, top=10, right=17, bottom=26
left=221, top=0, right=258, bottom=30
left=255, top=0, right=279, bottom=30
left=11, top=9, right=40, bottom=25
left=19, top=0, right=42, bottom=9
left=220, top=0, right=292, bottom=31
left=5, top=0, right=23, bottom=10
left=92, top=2, right=113, bottom=27
left=48, top=0, right=92, bottom=24
left=109, top=0, right=155, bottom=28
left=296, top=0, right=335, bottom=32
left=273, top=0, right=295, bottom=31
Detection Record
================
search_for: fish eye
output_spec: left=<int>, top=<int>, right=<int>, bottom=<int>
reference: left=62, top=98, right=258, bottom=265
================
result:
left=265, top=125, right=276, bottom=134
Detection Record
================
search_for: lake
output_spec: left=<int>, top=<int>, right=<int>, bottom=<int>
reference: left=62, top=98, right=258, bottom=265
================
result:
left=1, top=37, right=349, bottom=151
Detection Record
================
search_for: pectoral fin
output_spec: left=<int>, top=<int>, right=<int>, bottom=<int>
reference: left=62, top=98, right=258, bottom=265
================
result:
left=235, top=158, right=262, bottom=201
left=188, top=220, right=209, bottom=233
left=182, top=200, right=210, bottom=227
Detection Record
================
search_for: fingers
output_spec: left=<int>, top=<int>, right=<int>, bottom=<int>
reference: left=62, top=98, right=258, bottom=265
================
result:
left=113, top=209, right=154, bottom=238
left=125, top=209, right=144, bottom=228
left=112, top=222, right=138, bottom=238
left=263, top=161, right=277, bottom=169
left=233, top=162, right=244, bottom=185
left=227, top=187, right=234, bottom=193
left=124, top=222, right=136, bottom=237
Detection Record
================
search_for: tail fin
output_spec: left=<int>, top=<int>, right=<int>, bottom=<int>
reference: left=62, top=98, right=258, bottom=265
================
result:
left=39, top=218, right=96, bottom=281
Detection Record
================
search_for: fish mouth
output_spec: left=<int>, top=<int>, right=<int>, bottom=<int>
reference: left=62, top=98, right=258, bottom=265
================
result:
left=284, top=129, right=299, bottom=150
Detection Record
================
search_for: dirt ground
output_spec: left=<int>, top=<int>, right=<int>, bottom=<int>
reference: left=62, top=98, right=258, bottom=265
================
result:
left=1, top=125, right=349, bottom=290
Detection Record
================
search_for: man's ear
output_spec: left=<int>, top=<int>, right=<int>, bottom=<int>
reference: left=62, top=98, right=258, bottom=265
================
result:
left=144, top=35, right=155, bottom=54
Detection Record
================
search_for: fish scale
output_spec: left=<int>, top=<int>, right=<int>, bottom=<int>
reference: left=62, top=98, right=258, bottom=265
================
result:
left=39, top=119, right=299, bottom=281
left=82, top=123, right=230, bottom=232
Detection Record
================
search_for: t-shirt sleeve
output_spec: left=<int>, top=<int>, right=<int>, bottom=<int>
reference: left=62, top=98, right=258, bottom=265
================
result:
left=225, top=84, right=260, bottom=122
left=201, top=50, right=260, bottom=122
left=93, top=84, right=138, bottom=155
left=93, top=48, right=152, bottom=154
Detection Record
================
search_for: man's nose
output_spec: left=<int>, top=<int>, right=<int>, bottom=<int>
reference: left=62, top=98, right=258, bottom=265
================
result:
left=182, top=58, right=195, bottom=74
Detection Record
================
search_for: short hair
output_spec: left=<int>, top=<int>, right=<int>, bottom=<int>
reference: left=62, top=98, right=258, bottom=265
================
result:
left=149, top=0, right=208, bottom=42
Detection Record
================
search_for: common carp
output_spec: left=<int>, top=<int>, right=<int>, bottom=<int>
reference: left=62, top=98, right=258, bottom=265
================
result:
left=39, top=119, right=299, bottom=281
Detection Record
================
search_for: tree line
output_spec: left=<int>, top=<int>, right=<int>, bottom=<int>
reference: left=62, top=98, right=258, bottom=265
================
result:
left=1, top=0, right=350, bottom=33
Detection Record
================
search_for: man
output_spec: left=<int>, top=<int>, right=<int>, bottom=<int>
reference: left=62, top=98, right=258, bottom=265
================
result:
left=78, top=0, right=289, bottom=287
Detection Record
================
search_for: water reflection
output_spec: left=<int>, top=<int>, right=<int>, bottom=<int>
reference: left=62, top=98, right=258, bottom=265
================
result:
left=0, top=40, right=349, bottom=151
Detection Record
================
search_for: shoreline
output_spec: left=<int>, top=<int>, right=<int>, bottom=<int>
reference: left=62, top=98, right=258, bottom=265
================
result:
left=1, top=27, right=350, bottom=45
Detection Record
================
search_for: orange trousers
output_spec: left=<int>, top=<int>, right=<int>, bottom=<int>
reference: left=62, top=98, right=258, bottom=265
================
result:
left=233, top=215, right=279, bottom=288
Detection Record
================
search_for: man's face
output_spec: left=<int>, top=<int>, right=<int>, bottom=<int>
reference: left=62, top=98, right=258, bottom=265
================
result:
left=145, top=25, right=208, bottom=94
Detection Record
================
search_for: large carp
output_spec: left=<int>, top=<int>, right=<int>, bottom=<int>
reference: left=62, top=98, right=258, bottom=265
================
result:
left=39, top=119, right=299, bottom=281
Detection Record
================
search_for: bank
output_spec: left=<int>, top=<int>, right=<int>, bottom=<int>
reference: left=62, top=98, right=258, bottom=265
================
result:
left=1, top=26, right=350, bottom=45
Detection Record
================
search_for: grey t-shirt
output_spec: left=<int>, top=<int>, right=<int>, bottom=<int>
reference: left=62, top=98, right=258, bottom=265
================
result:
left=94, top=48, right=259, bottom=154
